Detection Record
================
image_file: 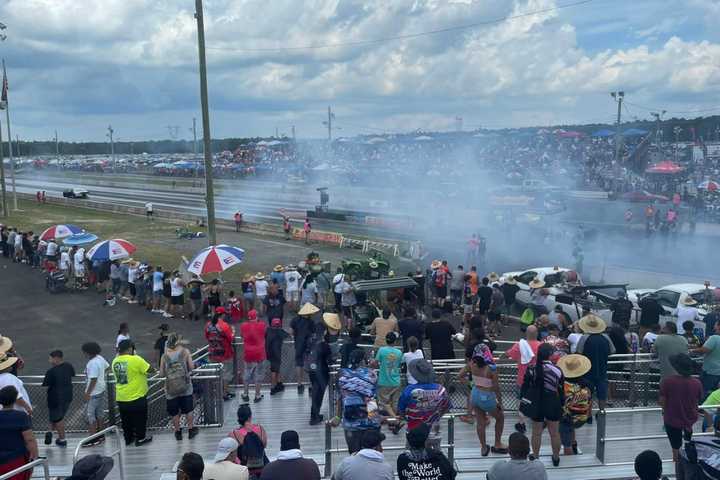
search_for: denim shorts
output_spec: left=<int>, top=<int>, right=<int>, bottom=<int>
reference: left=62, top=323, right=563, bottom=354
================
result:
left=471, top=387, right=497, bottom=412
left=86, top=394, right=105, bottom=423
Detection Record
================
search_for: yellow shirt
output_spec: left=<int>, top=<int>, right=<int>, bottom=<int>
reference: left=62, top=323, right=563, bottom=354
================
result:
left=112, top=354, right=150, bottom=402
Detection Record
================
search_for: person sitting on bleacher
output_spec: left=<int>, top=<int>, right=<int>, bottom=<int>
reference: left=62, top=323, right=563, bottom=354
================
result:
left=486, top=432, right=547, bottom=480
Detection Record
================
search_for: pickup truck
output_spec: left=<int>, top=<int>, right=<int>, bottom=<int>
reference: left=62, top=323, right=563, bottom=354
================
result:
left=62, top=188, right=89, bottom=199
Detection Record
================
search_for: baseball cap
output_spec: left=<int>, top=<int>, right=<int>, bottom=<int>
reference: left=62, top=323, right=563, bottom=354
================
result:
left=213, top=437, right=239, bottom=463
left=215, top=306, right=227, bottom=315
left=361, top=429, right=386, bottom=449
left=271, top=318, right=282, bottom=328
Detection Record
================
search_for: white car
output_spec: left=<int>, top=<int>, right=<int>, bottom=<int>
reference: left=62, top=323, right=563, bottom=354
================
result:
left=62, top=188, right=89, bottom=199
left=500, top=266, right=616, bottom=324
left=628, top=283, right=717, bottom=332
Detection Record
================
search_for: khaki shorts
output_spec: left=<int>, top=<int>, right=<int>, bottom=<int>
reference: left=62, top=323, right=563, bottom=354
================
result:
left=377, top=386, right=401, bottom=416
left=244, top=361, right=265, bottom=385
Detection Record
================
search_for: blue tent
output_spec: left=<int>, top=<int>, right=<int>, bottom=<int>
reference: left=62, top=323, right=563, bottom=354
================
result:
left=591, top=129, right=614, bottom=137
left=623, top=128, right=648, bottom=136
left=173, top=161, right=197, bottom=169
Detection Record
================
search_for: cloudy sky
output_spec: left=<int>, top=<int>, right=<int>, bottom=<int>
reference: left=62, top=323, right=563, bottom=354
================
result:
left=2, top=0, right=720, bottom=142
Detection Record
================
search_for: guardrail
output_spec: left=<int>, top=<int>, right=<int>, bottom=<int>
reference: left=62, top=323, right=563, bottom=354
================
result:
left=0, top=458, right=50, bottom=480
left=74, top=425, right=125, bottom=480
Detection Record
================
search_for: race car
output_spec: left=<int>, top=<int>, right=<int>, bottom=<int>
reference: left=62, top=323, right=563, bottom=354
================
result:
left=62, top=188, right=89, bottom=199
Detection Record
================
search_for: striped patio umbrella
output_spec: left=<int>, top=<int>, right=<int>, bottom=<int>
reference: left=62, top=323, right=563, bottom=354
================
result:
left=187, top=244, right=245, bottom=275
left=86, top=239, right=137, bottom=261
left=40, top=224, right=83, bottom=241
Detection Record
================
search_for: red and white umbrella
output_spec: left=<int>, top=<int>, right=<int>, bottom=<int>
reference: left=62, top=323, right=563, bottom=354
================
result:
left=698, top=180, right=719, bottom=192
left=40, top=224, right=83, bottom=241
left=86, top=239, right=137, bottom=261
left=187, top=244, right=245, bottom=275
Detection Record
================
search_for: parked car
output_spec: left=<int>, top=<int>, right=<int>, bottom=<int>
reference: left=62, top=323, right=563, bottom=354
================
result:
left=62, top=188, right=89, bottom=199
left=619, top=190, right=669, bottom=203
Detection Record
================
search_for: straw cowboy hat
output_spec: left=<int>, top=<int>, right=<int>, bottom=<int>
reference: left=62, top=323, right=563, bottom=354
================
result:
left=298, top=303, right=320, bottom=316
left=557, top=354, right=591, bottom=379
left=0, top=335, right=13, bottom=353
left=255, top=272, right=266, bottom=280
left=0, top=352, right=18, bottom=371
left=579, top=314, right=607, bottom=334
left=504, top=276, right=517, bottom=285
left=322, top=312, right=342, bottom=332
left=242, top=274, right=253, bottom=282
left=488, top=272, right=499, bottom=282
left=121, top=258, right=135, bottom=265
left=682, top=296, right=698, bottom=306
left=430, top=260, right=441, bottom=270
left=273, top=265, right=284, bottom=272
left=529, top=278, right=545, bottom=289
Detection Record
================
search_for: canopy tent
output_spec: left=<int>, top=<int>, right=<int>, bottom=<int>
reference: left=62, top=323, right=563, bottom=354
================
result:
left=623, top=128, right=649, bottom=137
left=557, top=131, right=584, bottom=138
left=172, top=161, right=197, bottom=169
left=645, top=161, right=684, bottom=174
left=591, top=129, right=615, bottom=137
left=152, top=163, right=174, bottom=169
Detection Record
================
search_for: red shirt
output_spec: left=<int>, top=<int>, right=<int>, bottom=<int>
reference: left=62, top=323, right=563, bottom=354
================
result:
left=240, top=321, right=267, bottom=362
left=205, top=320, right=234, bottom=362
left=506, top=340, right=541, bottom=385
left=660, top=375, right=702, bottom=430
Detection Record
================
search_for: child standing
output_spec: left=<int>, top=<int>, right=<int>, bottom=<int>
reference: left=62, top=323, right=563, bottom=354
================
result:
left=265, top=318, right=290, bottom=395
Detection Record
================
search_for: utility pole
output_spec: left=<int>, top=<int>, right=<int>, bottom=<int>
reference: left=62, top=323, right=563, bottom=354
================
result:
left=610, top=91, right=624, bottom=165
left=54, top=130, right=59, bottom=157
left=191, top=117, right=198, bottom=155
left=0, top=119, right=6, bottom=218
left=106, top=125, right=115, bottom=165
left=651, top=110, right=666, bottom=148
left=291, top=125, right=296, bottom=140
left=195, top=0, right=217, bottom=245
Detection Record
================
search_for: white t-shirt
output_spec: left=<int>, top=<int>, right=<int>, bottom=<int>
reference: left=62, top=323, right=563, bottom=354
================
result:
left=153, top=271, right=164, bottom=292
left=74, top=250, right=85, bottom=271
left=0, top=373, right=32, bottom=412
left=171, top=278, right=184, bottom=297
left=85, top=355, right=109, bottom=396
left=201, top=461, right=249, bottom=480
left=255, top=279, right=269, bottom=297
left=403, top=350, right=425, bottom=384
left=675, top=305, right=699, bottom=331
left=128, top=267, right=138, bottom=284
left=14, top=235, right=21, bottom=248
left=59, top=252, right=71, bottom=270
left=116, top=334, right=131, bottom=348
left=285, top=271, right=301, bottom=292
left=145, top=202, right=153, bottom=213
left=567, top=333, right=583, bottom=353
left=46, top=241, right=58, bottom=256
left=333, top=273, right=345, bottom=293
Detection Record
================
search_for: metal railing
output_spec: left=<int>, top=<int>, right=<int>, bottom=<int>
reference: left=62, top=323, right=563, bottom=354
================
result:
left=595, top=404, right=720, bottom=465
left=74, top=425, right=125, bottom=480
left=0, top=458, right=50, bottom=480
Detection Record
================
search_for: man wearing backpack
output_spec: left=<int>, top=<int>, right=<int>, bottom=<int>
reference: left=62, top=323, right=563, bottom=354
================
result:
left=159, top=333, right=198, bottom=441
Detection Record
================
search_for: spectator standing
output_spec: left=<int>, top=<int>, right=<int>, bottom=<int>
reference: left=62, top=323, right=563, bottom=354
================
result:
left=177, top=452, right=204, bottom=480
left=266, top=318, right=290, bottom=395
left=556, top=354, right=593, bottom=456
left=333, top=350, right=379, bottom=453
left=373, top=332, right=403, bottom=421
left=229, top=404, right=268, bottom=478
left=653, top=322, right=689, bottom=380
left=611, top=292, right=634, bottom=331
left=81, top=342, right=108, bottom=444
left=402, top=337, right=424, bottom=384
left=682, top=321, right=702, bottom=350
left=153, top=324, right=169, bottom=367
left=291, top=303, right=320, bottom=394
left=284, top=266, right=302, bottom=310
left=260, top=430, right=320, bottom=480
left=241, top=275, right=256, bottom=315
left=306, top=314, right=337, bottom=425
left=42, top=350, right=75, bottom=447
left=254, top=273, right=269, bottom=315
left=111, top=340, right=153, bottom=447
left=638, top=295, right=663, bottom=341
left=339, top=327, right=363, bottom=369
left=169, top=271, right=186, bottom=319
left=370, top=308, right=399, bottom=348
left=188, top=277, right=204, bottom=321
left=159, top=333, right=198, bottom=441
left=397, top=423, right=456, bottom=480
left=115, top=323, right=131, bottom=350
left=486, top=432, right=547, bottom=480
left=692, top=319, right=720, bottom=397
left=151, top=266, right=165, bottom=313
left=145, top=202, right=153, bottom=220
left=674, top=297, right=700, bottom=334
left=331, top=430, right=393, bottom=480
left=271, top=265, right=286, bottom=298
left=0, top=386, right=38, bottom=480
left=450, top=265, right=465, bottom=308
left=576, top=315, right=615, bottom=412
left=477, top=277, right=493, bottom=315
left=425, top=310, right=456, bottom=360
left=126, top=260, right=139, bottom=303
left=338, top=275, right=357, bottom=330
left=202, top=437, right=249, bottom=480
left=234, top=211, right=243, bottom=232
left=505, top=325, right=541, bottom=433
left=500, top=277, right=520, bottom=316
left=704, top=305, right=720, bottom=341
left=488, top=283, right=505, bottom=336
left=659, top=353, right=702, bottom=464
left=398, top=307, right=424, bottom=353
left=240, top=310, right=267, bottom=403
left=0, top=352, right=32, bottom=415
left=398, top=359, right=450, bottom=434
left=264, top=287, right=286, bottom=324
left=205, top=308, right=236, bottom=401
left=332, top=268, right=345, bottom=310
left=300, top=275, right=318, bottom=307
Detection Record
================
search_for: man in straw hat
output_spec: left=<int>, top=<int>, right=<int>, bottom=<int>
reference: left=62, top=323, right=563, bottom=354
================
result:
left=576, top=314, right=615, bottom=412
left=659, top=353, right=702, bottom=464
left=674, top=296, right=700, bottom=334
left=292, top=303, right=320, bottom=395
left=305, top=313, right=338, bottom=425
left=557, top=354, right=593, bottom=456
left=0, top=351, right=32, bottom=415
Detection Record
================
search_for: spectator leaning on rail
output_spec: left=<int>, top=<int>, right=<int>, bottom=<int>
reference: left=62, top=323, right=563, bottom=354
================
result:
left=159, top=333, right=198, bottom=441
left=260, top=430, right=321, bottom=480
left=659, top=353, right=702, bottom=464
left=111, top=339, right=153, bottom=447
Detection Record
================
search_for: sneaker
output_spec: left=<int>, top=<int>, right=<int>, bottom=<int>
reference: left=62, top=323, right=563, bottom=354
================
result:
left=188, top=427, right=199, bottom=439
left=135, top=437, right=153, bottom=447
left=44, top=432, right=52, bottom=445
left=55, top=439, right=67, bottom=448
left=572, top=443, right=582, bottom=455
left=162, top=312, right=173, bottom=318
left=297, top=385, right=304, bottom=394
left=270, top=385, right=280, bottom=396
left=253, top=395, right=264, bottom=403
left=151, top=309, right=162, bottom=313
left=277, top=382, right=285, bottom=391
left=174, top=430, right=182, bottom=441
left=127, top=300, right=138, bottom=304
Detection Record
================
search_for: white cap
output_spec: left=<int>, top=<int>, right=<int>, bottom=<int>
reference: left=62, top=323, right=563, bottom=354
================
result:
left=213, top=437, right=239, bottom=463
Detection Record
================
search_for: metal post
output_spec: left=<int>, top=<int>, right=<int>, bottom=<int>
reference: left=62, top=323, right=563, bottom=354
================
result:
left=0, top=118, right=6, bottom=218
left=596, top=410, right=606, bottom=464
left=195, top=0, right=217, bottom=246
left=54, top=129, right=59, bottom=157
left=629, top=354, right=637, bottom=407
left=324, top=421, right=333, bottom=478
left=643, top=360, right=650, bottom=407
left=447, top=415, right=455, bottom=465
left=2, top=61, right=16, bottom=211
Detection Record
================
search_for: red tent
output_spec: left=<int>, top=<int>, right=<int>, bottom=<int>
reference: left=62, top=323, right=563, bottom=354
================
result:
left=645, top=161, right=684, bottom=174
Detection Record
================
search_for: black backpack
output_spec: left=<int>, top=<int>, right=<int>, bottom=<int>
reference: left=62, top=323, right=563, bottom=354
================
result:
left=236, top=430, right=268, bottom=471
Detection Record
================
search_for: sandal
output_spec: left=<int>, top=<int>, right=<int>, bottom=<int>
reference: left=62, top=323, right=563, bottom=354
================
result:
left=459, top=415, right=475, bottom=424
left=482, top=445, right=490, bottom=457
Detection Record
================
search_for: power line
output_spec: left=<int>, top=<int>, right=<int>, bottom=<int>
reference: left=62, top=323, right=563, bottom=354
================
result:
left=207, top=0, right=593, bottom=53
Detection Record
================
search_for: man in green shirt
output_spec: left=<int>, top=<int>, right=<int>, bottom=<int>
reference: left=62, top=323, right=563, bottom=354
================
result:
left=652, top=322, right=689, bottom=380
left=373, top=332, right=403, bottom=421
left=693, top=319, right=720, bottom=398
left=111, top=340, right=153, bottom=447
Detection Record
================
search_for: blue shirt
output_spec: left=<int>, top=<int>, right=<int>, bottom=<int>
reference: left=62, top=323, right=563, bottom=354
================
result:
left=375, top=346, right=402, bottom=387
left=398, top=383, right=450, bottom=430
left=271, top=271, right=286, bottom=288
left=338, top=367, right=379, bottom=431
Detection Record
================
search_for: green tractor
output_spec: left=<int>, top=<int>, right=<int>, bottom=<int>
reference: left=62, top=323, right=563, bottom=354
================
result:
left=341, top=256, right=390, bottom=280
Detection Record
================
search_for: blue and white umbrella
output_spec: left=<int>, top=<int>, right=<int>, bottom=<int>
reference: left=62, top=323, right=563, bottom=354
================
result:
left=63, top=233, right=99, bottom=246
